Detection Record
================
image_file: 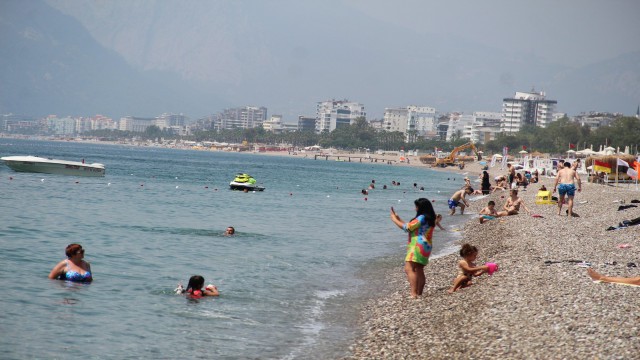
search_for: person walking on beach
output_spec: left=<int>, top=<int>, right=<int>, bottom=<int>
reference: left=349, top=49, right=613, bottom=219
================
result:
left=448, top=244, right=490, bottom=293
left=553, top=161, right=582, bottom=217
left=507, top=163, right=516, bottom=187
left=390, top=198, right=436, bottom=298
left=448, top=187, right=473, bottom=215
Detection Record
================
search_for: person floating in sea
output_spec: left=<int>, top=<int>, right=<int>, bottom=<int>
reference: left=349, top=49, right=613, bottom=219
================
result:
left=48, top=243, right=93, bottom=282
left=224, top=226, right=235, bottom=236
left=553, top=161, right=582, bottom=217
left=448, top=243, right=491, bottom=293
left=390, top=198, right=436, bottom=298
left=176, top=275, right=219, bottom=298
left=448, top=187, right=473, bottom=215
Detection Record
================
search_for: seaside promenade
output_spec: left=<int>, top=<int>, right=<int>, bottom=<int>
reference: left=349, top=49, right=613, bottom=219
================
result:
left=343, top=161, right=640, bottom=359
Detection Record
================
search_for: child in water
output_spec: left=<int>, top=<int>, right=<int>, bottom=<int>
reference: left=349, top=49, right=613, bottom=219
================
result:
left=176, top=275, right=219, bottom=298
left=448, top=244, right=490, bottom=293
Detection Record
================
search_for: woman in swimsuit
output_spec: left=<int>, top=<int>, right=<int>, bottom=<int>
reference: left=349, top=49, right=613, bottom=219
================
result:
left=48, top=243, right=93, bottom=282
left=390, top=198, right=436, bottom=298
left=176, top=275, right=219, bottom=298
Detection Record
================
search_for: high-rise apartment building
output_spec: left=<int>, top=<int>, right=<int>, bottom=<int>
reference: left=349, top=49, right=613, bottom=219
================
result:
left=501, top=91, right=557, bottom=133
left=297, top=116, right=316, bottom=132
left=315, top=99, right=365, bottom=133
left=211, top=106, right=267, bottom=131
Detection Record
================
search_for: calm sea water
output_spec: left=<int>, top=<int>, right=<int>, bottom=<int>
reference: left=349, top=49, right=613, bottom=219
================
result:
left=0, top=139, right=471, bottom=359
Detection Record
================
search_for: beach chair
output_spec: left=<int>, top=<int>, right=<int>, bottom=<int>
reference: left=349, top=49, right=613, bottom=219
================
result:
left=535, top=190, right=555, bottom=205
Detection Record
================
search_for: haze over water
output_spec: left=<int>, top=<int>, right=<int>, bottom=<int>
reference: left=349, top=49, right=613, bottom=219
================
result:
left=0, top=139, right=470, bottom=359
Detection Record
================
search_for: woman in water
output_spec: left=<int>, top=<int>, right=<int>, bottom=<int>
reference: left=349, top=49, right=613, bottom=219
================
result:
left=390, top=198, right=436, bottom=298
left=177, top=275, right=219, bottom=298
left=48, top=243, right=93, bottom=282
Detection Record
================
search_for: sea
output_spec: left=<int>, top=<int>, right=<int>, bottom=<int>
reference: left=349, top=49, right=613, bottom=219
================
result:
left=0, top=138, right=474, bottom=359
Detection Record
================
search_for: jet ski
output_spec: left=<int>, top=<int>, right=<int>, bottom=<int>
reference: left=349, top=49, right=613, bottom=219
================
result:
left=229, top=173, right=265, bottom=191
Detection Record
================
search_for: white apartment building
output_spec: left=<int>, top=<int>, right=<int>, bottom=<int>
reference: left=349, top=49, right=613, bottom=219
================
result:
left=471, top=112, right=501, bottom=144
left=573, top=111, right=622, bottom=130
left=211, top=106, right=267, bottom=131
left=316, top=99, right=365, bottom=133
left=501, top=91, right=557, bottom=133
left=263, top=115, right=296, bottom=133
left=383, top=106, right=436, bottom=142
left=446, top=114, right=475, bottom=142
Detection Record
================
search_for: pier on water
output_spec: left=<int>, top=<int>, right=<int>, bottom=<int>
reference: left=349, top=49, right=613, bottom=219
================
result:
left=313, top=154, right=399, bottom=165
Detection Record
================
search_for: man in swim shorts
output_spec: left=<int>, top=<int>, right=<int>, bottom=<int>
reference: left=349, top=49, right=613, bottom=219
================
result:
left=478, top=200, right=500, bottom=224
left=553, top=161, right=582, bottom=217
left=449, top=187, right=473, bottom=215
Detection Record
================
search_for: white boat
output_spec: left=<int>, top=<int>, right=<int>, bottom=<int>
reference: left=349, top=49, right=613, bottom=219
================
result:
left=1, top=155, right=106, bottom=177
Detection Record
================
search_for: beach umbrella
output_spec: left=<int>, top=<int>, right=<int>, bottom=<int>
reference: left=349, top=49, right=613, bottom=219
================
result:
left=518, top=150, right=528, bottom=154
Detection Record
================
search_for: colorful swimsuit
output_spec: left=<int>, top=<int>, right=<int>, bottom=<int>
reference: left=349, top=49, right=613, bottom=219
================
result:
left=558, top=183, right=576, bottom=197
left=403, top=215, right=434, bottom=265
left=60, top=260, right=92, bottom=282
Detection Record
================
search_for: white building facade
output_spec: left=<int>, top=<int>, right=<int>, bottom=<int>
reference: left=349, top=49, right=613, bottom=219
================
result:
left=383, top=106, right=436, bottom=142
left=315, top=100, right=365, bottom=133
left=501, top=91, right=557, bottom=133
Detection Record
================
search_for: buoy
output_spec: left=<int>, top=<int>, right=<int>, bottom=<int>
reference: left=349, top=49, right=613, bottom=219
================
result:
left=141, top=184, right=144, bottom=187
left=432, top=199, right=435, bottom=202
left=327, top=195, right=330, bottom=198
left=75, top=181, right=79, bottom=184
left=176, top=186, right=179, bottom=189
left=364, top=197, right=368, bottom=201
left=289, top=193, right=293, bottom=196
left=108, top=183, right=111, bottom=186
left=41, top=179, right=44, bottom=182
left=175, top=177, right=178, bottom=179
left=205, top=186, right=208, bottom=189
left=9, top=177, right=13, bottom=180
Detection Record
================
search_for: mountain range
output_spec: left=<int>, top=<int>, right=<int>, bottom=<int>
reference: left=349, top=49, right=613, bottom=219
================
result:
left=1, top=0, right=638, bottom=121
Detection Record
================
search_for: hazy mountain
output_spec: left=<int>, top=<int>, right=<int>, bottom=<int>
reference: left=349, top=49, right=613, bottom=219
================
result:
left=1, top=1, right=638, bottom=120
left=0, top=0, right=228, bottom=119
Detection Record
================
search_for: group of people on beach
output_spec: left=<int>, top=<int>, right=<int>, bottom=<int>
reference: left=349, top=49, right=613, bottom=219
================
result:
left=389, top=156, right=636, bottom=298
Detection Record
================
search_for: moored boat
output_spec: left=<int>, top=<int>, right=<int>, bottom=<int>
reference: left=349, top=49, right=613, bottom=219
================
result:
left=1, top=155, right=106, bottom=177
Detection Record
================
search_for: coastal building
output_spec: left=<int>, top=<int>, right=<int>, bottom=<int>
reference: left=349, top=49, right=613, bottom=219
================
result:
left=501, top=90, right=557, bottom=133
left=573, top=111, right=622, bottom=130
left=0, top=114, right=38, bottom=133
left=315, top=99, right=365, bottom=133
left=89, top=115, right=117, bottom=132
left=383, top=106, right=437, bottom=142
left=118, top=116, right=157, bottom=132
left=436, top=115, right=450, bottom=140
left=263, top=115, right=297, bottom=133
left=470, top=112, right=501, bottom=144
left=367, top=118, right=385, bottom=132
left=214, top=106, right=268, bottom=131
left=46, top=116, right=76, bottom=135
left=297, top=116, right=316, bottom=132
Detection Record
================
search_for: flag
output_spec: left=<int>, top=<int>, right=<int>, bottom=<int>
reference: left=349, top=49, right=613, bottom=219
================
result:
left=628, top=167, right=638, bottom=179
left=593, top=160, right=612, bottom=174
left=569, top=143, right=576, bottom=149
left=617, top=158, right=629, bottom=167
left=522, top=145, right=527, bottom=150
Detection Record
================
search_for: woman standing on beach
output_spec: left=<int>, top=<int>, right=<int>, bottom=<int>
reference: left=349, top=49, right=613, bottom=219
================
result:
left=481, top=171, right=491, bottom=195
left=390, top=198, right=436, bottom=298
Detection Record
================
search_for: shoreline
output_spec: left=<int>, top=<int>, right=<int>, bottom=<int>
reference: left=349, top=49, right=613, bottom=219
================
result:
left=344, top=171, right=640, bottom=358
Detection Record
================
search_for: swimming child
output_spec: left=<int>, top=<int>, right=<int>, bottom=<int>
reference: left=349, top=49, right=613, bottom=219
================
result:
left=478, top=200, right=500, bottom=224
left=176, top=275, right=219, bottom=298
left=448, top=244, right=489, bottom=293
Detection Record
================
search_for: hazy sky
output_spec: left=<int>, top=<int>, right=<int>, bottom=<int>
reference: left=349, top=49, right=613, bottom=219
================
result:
left=350, top=0, right=640, bottom=68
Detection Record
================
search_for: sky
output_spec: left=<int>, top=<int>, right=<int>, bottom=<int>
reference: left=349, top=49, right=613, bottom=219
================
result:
left=350, top=0, right=640, bottom=68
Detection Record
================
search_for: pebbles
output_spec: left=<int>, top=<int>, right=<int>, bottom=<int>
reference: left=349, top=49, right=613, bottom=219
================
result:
left=345, top=171, right=640, bottom=359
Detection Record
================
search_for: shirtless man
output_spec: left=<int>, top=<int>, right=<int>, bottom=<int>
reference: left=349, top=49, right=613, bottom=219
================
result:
left=498, top=189, right=530, bottom=216
left=553, top=161, right=582, bottom=217
left=478, top=200, right=500, bottom=224
left=507, top=163, right=516, bottom=186
left=448, top=187, right=473, bottom=215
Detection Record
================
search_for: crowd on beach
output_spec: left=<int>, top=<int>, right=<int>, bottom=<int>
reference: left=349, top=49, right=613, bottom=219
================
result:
left=346, top=156, right=640, bottom=359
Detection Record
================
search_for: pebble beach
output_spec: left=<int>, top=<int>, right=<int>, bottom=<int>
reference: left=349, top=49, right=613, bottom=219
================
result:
left=344, top=161, right=640, bottom=359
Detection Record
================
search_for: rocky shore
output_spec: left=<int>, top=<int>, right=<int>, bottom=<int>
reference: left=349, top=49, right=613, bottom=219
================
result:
left=345, top=169, right=640, bottom=359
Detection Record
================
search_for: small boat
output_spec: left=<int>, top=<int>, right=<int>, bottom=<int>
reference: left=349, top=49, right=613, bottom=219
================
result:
left=229, top=173, right=265, bottom=191
left=1, top=155, right=106, bottom=177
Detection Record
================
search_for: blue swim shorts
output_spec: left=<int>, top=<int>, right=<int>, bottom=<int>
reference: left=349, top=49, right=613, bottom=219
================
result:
left=448, top=199, right=459, bottom=209
left=558, top=183, right=576, bottom=197
left=482, top=215, right=496, bottom=220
